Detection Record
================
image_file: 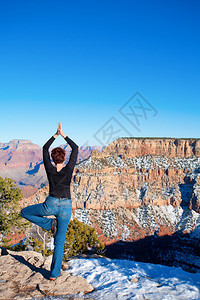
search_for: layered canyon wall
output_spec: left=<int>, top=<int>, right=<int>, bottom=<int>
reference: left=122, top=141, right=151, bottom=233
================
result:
left=21, top=137, right=200, bottom=245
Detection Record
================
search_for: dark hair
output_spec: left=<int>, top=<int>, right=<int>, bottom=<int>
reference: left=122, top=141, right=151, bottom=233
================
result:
left=51, top=147, right=66, bottom=164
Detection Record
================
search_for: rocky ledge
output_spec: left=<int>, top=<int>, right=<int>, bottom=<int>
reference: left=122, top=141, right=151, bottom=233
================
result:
left=0, top=248, right=94, bottom=299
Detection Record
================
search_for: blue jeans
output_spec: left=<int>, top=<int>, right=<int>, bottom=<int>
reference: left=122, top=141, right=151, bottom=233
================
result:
left=20, top=195, right=72, bottom=279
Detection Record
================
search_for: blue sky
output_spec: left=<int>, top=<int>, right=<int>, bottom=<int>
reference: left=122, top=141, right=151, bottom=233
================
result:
left=0, top=0, right=199, bottom=147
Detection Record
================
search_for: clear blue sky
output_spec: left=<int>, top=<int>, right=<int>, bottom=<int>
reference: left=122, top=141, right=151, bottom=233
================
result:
left=0, top=0, right=199, bottom=147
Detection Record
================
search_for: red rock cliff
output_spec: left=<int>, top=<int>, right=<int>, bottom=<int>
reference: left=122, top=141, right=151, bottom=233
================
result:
left=21, top=137, right=200, bottom=244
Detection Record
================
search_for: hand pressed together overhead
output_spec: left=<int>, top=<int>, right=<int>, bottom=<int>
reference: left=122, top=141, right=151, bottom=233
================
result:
left=55, top=122, right=66, bottom=138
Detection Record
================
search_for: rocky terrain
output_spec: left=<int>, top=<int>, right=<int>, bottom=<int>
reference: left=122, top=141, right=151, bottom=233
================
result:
left=0, top=138, right=103, bottom=197
left=0, top=247, right=94, bottom=299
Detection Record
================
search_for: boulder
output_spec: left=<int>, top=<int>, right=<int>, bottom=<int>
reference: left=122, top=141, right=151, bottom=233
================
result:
left=0, top=250, right=94, bottom=299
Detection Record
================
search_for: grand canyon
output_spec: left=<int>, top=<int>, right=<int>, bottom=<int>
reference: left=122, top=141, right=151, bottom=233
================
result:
left=1, top=136, right=200, bottom=272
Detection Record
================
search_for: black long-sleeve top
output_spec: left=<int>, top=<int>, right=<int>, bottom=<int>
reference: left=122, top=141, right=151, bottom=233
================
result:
left=43, top=135, right=79, bottom=199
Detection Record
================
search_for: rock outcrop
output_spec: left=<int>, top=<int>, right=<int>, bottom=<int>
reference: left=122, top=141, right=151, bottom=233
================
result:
left=0, top=248, right=94, bottom=299
left=99, top=137, right=200, bottom=158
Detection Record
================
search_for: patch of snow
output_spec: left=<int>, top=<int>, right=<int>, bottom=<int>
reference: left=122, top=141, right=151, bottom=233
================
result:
left=46, top=237, right=54, bottom=251
left=132, top=205, right=157, bottom=232
left=67, top=257, right=200, bottom=299
left=121, top=225, right=130, bottom=241
left=191, top=213, right=200, bottom=238
left=107, top=155, right=127, bottom=168
left=99, top=210, right=118, bottom=238
left=74, top=209, right=92, bottom=226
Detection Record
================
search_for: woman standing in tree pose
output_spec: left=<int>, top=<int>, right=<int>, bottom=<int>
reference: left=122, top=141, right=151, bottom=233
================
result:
left=21, top=122, right=79, bottom=280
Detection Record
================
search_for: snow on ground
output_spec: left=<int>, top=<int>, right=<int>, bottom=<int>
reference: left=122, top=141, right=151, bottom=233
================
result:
left=66, top=257, right=200, bottom=300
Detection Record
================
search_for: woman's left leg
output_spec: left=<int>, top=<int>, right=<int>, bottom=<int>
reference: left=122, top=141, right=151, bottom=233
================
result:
left=21, top=202, right=54, bottom=232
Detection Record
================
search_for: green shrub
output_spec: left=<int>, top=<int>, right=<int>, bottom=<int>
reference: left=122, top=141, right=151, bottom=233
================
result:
left=64, top=218, right=105, bottom=259
left=28, top=237, right=53, bottom=256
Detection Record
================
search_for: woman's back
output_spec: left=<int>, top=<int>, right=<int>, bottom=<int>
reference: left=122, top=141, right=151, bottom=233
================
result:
left=43, top=135, right=79, bottom=199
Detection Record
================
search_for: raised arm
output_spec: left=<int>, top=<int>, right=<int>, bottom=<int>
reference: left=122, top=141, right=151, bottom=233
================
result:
left=43, top=135, right=56, bottom=171
left=58, top=122, right=79, bottom=171
left=63, top=135, right=79, bottom=171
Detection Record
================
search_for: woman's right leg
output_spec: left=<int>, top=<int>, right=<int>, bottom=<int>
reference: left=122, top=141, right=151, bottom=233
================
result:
left=21, top=203, right=53, bottom=232
left=50, top=200, right=72, bottom=279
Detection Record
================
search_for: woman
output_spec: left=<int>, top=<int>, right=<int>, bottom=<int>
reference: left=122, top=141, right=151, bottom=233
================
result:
left=21, top=122, right=79, bottom=280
